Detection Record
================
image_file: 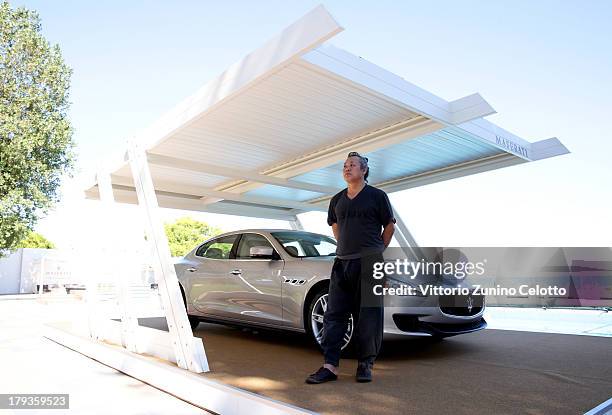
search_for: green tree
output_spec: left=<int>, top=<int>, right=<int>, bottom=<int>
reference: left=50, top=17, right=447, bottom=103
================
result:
left=164, top=217, right=222, bottom=257
left=0, top=2, right=74, bottom=256
left=15, top=230, right=54, bottom=248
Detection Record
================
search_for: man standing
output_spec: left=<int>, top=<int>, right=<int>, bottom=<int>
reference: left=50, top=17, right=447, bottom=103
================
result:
left=306, top=151, right=395, bottom=384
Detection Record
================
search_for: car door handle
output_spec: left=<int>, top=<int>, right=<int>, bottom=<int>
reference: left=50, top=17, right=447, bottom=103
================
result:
left=230, top=269, right=242, bottom=275
left=186, top=267, right=197, bottom=273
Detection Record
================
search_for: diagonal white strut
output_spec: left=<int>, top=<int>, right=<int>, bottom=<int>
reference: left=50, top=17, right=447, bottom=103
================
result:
left=390, top=203, right=424, bottom=260
left=127, top=140, right=209, bottom=373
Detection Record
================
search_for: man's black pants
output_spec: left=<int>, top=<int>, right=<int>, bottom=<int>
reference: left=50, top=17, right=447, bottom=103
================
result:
left=321, top=254, right=384, bottom=367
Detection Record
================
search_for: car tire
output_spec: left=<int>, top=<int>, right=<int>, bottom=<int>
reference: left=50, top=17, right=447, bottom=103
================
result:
left=180, top=285, right=200, bottom=330
left=306, top=287, right=355, bottom=355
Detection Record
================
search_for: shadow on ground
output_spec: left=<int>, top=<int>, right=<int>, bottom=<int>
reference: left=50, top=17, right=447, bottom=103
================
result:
left=136, top=317, right=612, bottom=415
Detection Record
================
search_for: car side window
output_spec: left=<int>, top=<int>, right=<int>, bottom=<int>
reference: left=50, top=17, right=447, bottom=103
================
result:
left=195, top=242, right=210, bottom=257
left=236, top=233, right=275, bottom=259
left=196, top=234, right=238, bottom=259
left=282, top=240, right=305, bottom=256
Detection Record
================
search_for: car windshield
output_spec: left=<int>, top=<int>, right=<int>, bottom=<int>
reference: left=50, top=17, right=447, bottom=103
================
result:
left=271, top=231, right=337, bottom=258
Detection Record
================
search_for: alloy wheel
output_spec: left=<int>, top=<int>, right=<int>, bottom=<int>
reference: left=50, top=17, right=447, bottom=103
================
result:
left=310, top=293, right=354, bottom=350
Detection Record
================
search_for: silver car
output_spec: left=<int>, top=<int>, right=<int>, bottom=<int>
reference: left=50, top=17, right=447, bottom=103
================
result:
left=175, top=229, right=487, bottom=350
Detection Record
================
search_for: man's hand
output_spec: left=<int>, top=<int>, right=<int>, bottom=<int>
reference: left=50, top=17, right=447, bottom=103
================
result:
left=331, top=223, right=339, bottom=240
left=381, top=221, right=395, bottom=248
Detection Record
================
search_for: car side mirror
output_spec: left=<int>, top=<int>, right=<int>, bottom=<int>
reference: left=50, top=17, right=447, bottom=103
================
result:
left=250, top=246, right=274, bottom=258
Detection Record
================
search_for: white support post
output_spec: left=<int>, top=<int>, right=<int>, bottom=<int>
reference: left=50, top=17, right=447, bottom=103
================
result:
left=97, top=169, right=140, bottom=352
left=126, top=141, right=209, bottom=373
left=84, top=248, right=100, bottom=341
left=289, top=216, right=304, bottom=231
left=391, top=205, right=423, bottom=260
left=37, top=256, right=45, bottom=296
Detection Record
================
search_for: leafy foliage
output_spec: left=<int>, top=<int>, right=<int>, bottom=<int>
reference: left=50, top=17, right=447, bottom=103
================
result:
left=164, top=217, right=222, bottom=257
left=0, top=2, right=74, bottom=254
left=15, top=230, right=54, bottom=248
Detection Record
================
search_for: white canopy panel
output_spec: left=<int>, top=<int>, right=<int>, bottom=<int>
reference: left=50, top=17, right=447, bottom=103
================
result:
left=84, top=6, right=569, bottom=220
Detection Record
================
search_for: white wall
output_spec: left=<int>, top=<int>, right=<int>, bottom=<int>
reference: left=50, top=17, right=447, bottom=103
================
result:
left=0, top=249, right=23, bottom=295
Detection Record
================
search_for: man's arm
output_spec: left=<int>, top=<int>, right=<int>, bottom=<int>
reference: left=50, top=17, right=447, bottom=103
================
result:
left=331, top=223, right=339, bottom=241
left=381, top=221, right=395, bottom=248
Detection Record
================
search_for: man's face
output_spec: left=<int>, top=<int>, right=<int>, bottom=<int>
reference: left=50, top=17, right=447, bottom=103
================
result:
left=343, top=156, right=365, bottom=183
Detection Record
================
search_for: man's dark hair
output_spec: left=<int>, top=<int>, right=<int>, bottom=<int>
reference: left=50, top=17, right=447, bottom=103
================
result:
left=347, top=151, right=369, bottom=182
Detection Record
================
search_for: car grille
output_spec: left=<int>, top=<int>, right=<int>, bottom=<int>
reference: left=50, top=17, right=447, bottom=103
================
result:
left=439, top=293, right=484, bottom=316
left=420, top=319, right=487, bottom=335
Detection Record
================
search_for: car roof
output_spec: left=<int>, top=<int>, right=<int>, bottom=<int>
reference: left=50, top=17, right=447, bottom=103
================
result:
left=194, top=229, right=331, bottom=249
left=188, top=228, right=335, bottom=257
left=218, top=228, right=327, bottom=235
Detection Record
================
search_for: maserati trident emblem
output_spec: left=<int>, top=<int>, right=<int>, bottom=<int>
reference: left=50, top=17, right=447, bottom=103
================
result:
left=466, top=295, right=474, bottom=313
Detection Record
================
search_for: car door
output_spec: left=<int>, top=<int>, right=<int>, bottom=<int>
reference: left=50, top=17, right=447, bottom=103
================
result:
left=228, top=232, right=284, bottom=325
left=190, top=234, right=242, bottom=317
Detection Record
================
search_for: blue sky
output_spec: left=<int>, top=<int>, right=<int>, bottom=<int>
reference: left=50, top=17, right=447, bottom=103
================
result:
left=14, top=0, right=612, bottom=248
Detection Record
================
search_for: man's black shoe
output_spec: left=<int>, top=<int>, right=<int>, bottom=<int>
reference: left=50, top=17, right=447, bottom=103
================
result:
left=356, top=361, right=373, bottom=382
left=305, top=367, right=338, bottom=384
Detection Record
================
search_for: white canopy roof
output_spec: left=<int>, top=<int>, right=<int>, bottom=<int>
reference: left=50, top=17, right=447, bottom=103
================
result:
left=84, top=5, right=569, bottom=221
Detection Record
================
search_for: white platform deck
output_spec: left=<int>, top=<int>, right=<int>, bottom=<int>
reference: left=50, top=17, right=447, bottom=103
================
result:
left=485, top=306, right=612, bottom=337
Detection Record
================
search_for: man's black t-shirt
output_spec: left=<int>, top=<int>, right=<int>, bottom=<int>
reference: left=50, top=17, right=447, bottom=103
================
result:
left=327, top=184, right=396, bottom=259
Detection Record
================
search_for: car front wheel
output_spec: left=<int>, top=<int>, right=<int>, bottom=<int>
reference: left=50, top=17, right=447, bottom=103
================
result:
left=307, top=289, right=354, bottom=352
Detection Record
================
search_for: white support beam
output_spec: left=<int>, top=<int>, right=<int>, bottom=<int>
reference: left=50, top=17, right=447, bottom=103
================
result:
left=139, top=5, right=343, bottom=152
left=127, top=141, right=209, bottom=373
left=530, top=137, right=570, bottom=161
left=195, top=189, right=326, bottom=212
left=448, top=93, right=496, bottom=125
left=107, top=176, right=327, bottom=212
left=146, top=153, right=341, bottom=195
left=453, top=119, right=534, bottom=160
left=45, top=325, right=319, bottom=415
left=300, top=44, right=496, bottom=126
left=289, top=216, right=304, bottom=231
left=393, top=212, right=420, bottom=249
left=96, top=169, right=139, bottom=352
left=99, top=185, right=301, bottom=221
left=389, top=202, right=424, bottom=261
